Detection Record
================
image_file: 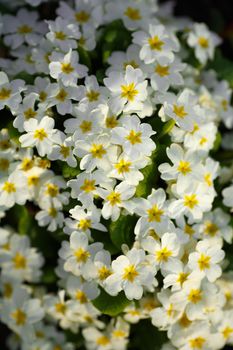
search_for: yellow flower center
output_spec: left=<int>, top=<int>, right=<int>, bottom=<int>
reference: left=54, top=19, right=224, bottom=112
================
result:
left=21, top=158, right=34, bottom=171
left=123, top=60, right=139, bottom=70
left=188, top=289, right=202, bottom=303
left=2, top=181, right=16, bottom=193
left=177, top=160, right=191, bottom=175
left=98, top=266, right=112, bottom=281
left=148, top=36, right=164, bottom=50
left=123, top=264, right=139, bottom=282
left=55, top=31, right=67, bottom=40
left=147, top=205, right=164, bottom=222
left=173, top=104, right=187, bottom=118
left=80, top=120, right=92, bottom=133
left=184, top=224, right=195, bottom=236
left=61, top=62, right=74, bottom=74
left=124, top=7, right=141, bottom=20
left=199, top=137, right=207, bottom=145
left=96, top=336, right=110, bottom=346
left=121, top=83, right=138, bottom=101
left=0, top=88, right=11, bottom=100
left=55, top=302, right=66, bottom=314
left=90, top=144, right=106, bottom=158
left=80, top=179, right=96, bottom=193
left=156, top=247, right=172, bottom=262
left=27, top=175, right=39, bottom=186
left=184, top=194, right=198, bottom=209
left=179, top=313, right=192, bottom=328
left=12, top=252, right=27, bottom=269
left=74, top=248, right=90, bottom=263
left=107, top=191, right=121, bottom=206
left=56, top=88, right=68, bottom=101
left=48, top=207, right=57, bottom=218
left=112, top=330, right=127, bottom=338
left=198, top=253, right=210, bottom=270
left=76, top=290, right=88, bottom=304
left=222, top=326, right=233, bottom=339
left=78, top=218, right=91, bottom=231
left=34, top=128, right=47, bottom=141
left=115, top=159, right=131, bottom=174
left=46, top=183, right=59, bottom=197
left=75, top=11, right=90, bottom=23
left=155, top=64, right=170, bottom=77
left=0, top=158, right=9, bottom=171
left=39, top=91, right=47, bottom=102
left=189, top=336, right=206, bottom=349
left=204, top=173, right=212, bottom=186
left=60, top=145, right=70, bottom=158
left=105, top=116, right=118, bottom=128
left=3, top=283, right=13, bottom=298
left=86, top=90, right=100, bottom=102
left=198, top=37, right=209, bottom=48
left=24, top=108, right=37, bottom=120
left=18, top=24, right=32, bottom=34
left=177, top=272, right=189, bottom=286
left=204, top=221, right=218, bottom=236
left=166, top=303, right=174, bottom=317
left=221, top=99, right=228, bottom=111
left=126, top=130, right=142, bottom=144
left=11, top=309, right=27, bottom=326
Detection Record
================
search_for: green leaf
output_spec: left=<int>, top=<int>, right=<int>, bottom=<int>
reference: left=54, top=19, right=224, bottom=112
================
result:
left=208, top=50, right=233, bottom=87
left=109, top=214, right=137, bottom=250
left=130, top=319, right=167, bottom=350
left=135, top=150, right=159, bottom=198
left=78, top=46, right=92, bottom=71
left=62, top=163, right=81, bottom=179
left=212, top=132, right=222, bottom=152
left=92, top=287, right=131, bottom=316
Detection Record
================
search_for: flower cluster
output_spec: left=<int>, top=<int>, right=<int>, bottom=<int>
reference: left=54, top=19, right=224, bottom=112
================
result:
left=0, top=0, right=233, bottom=349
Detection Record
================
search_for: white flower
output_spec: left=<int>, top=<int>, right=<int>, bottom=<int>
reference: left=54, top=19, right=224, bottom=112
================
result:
left=142, top=233, right=180, bottom=271
left=75, top=135, right=116, bottom=173
left=35, top=207, right=64, bottom=232
left=59, top=231, right=103, bottom=279
left=49, top=49, right=88, bottom=86
left=46, top=17, right=81, bottom=51
left=187, top=23, right=221, bottom=65
left=133, top=188, right=171, bottom=239
left=13, top=93, right=44, bottom=132
left=105, top=248, right=154, bottom=300
left=67, top=170, right=114, bottom=208
left=0, top=171, right=29, bottom=208
left=194, top=208, right=233, bottom=243
left=2, top=8, right=46, bottom=49
left=64, top=205, right=106, bottom=237
left=161, top=89, right=200, bottom=131
left=1, top=287, right=44, bottom=340
left=19, top=116, right=60, bottom=157
left=149, top=58, right=185, bottom=92
left=48, top=134, right=77, bottom=168
left=97, top=181, right=135, bottom=221
left=111, top=114, right=156, bottom=159
left=222, top=185, right=233, bottom=209
left=158, top=143, right=203, bottom=181
left=169, top=179, right=213, bottom=222
left=104, top=65, right=148, bottom=115
left=188, top=239, right=225, bottom=282
left=133, top=24, right=179, bottom=64
left=0, top=71, right=25, bottom=111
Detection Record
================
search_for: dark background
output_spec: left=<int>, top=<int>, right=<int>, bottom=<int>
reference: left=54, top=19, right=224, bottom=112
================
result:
left=1, top=0, right=233, bottom=349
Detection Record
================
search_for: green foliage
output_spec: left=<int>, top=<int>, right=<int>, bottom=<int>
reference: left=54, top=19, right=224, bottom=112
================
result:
left=92, top=287, right=131, bottom=316
left=109, top=214, right=137, bottom=250
left=130, top=319, right=167, bottom=350
left=208, top=50, right=233, bottom=87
